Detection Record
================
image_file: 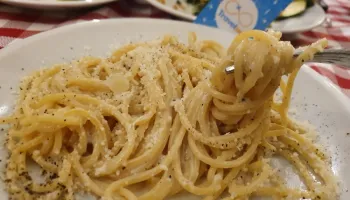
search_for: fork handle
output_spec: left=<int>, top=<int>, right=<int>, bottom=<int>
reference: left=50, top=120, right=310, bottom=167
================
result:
left=312, top=49, right=350, bottom=69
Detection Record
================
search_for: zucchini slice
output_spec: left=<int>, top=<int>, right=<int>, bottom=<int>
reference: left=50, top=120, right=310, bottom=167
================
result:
left=279, top=0, right=307, bottom=18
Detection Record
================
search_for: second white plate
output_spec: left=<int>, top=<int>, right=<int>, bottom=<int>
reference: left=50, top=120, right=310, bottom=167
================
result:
left=146, top=0, right=196, bottom=20
left=146, top=0, right=326, bottom=33
left=1, top=0, right=119, bottom=9
left=271, top=4, right=326, bottom=34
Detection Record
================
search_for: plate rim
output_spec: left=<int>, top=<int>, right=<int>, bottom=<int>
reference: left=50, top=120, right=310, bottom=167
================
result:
left=0, top=18, right=224, bottom=58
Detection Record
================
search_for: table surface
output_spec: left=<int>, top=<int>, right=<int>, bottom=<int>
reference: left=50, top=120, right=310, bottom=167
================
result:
left=0, top=0, right=349, bottom=98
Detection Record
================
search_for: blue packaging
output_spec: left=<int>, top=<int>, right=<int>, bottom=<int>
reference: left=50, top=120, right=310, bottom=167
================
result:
left=195, top=0, right=293, bottom=33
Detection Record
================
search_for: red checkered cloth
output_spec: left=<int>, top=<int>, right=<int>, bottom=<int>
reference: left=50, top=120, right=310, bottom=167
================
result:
left=289, top=0, right=350, bottom=97
left=0, top=0, right=349, bottom=97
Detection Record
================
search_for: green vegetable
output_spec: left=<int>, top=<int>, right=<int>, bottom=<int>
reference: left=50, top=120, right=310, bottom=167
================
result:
left=277, top=0, right=314, bottom=20
left=280, top=0, right=307, bottom=18
left=186, top=0, right=209, bottom=15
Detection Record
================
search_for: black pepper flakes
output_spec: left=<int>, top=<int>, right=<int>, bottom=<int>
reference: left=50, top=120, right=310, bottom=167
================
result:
left=49, top=173, right=58, bottom=179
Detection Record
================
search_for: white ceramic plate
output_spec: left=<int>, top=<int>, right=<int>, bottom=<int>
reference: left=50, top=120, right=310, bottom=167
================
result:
left=271, top=4, right=326, bottom=34
left=146, top=0, right=196, bottom=20
left=0, top=19, right=349, bottom=199
left=146, top=0, right=326, bottom=33
left=1, top=0, right=118, bottom=9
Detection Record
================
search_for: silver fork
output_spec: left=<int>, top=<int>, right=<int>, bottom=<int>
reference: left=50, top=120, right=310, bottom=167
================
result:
left=224, top=49, right=350, bottom=74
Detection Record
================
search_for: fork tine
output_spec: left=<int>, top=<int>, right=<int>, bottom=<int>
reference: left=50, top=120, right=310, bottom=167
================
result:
left=225, top=65, right=235, bottom=74
left=224, top=49, right=350, bottom=75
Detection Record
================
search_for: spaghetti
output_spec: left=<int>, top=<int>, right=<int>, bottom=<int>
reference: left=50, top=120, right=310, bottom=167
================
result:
left=0, top=30, right=337, bottom=200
